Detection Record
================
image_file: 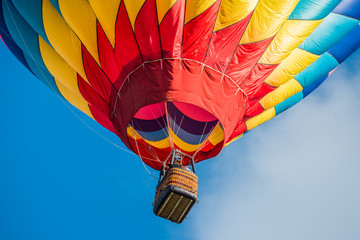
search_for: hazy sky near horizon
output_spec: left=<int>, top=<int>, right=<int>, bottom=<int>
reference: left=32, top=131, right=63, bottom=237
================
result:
left=0, top=41, right=359, bottom=239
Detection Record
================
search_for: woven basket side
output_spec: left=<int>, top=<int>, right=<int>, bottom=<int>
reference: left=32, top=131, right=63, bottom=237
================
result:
left=154, top=168, right=198, bottom=203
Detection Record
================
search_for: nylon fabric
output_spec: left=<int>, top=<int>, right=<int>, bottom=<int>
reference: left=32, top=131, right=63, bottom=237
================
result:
left=259, top=19, right=323, bottom=65
left=88, top=0, right=121, bottom=47
left=299, top=13, right=359, bottom=55
left=260, top=78, right=303, bottom=110
left=156, top=0, right=178, bottom=23
left=38, top=37, right=93, bottom=116
left=245, top=108, right=276, bottom=131
left=333, top=0, right=360, bottom=20
left=58, top=0, right=100, bottom=64
left=1, top=0, right=360, bottom=169
left=265, top=48, right=320, bottom=87
left=185, top=0, right=217, bottom=24
left=123, top=0, right=145, bottom=29
left=42, top=0, right=87, bottom=81
left=214, top=0, right=257, bottom=31
left=11, top=0, right=50, bottom=43
left=240, top=0, right=299, bottom=44
left=289, top=0, right=341, bottom=20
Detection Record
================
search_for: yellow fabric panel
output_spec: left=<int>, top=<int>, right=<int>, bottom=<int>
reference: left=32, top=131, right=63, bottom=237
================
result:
left=260, top=78, right=303, bottom=110
left=39, top=35, right=93, bottom=118
left=123, top=0, right=146, bottom=30
left=214, top=0, right=258, bottom=31
left=264, top=48, right=320, bottom=87
left=240, top=0, right=299, bottom=44
left=225, top=134, right=243, bottom=146
left=42, top=0, right=87, bottom=81
left=88, top=0, right=121, bottom=47
left=246, top=108, right=276, bottom=131
left=55, top=80, right=94, bottom=119
left=156, top=0, right=178, bottom=23
left=127, top=126, right=171, bottom=149
left=39, top=37, right=83, bottom=98
left=259, top=19, right=323, bottom=64
left=58, top=0, right=100, bottom=64
left=185, top=0, right=217, bottom=24
left=207, top=124, right=224, bottom=145
left=169, top=128, right=202, bottom=152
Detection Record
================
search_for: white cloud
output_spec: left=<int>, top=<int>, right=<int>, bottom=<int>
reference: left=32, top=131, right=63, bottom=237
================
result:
left=190, top=52, right=360, bottom=240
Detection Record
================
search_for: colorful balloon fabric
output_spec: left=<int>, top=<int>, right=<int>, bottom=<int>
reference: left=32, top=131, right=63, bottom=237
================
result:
left=1, top=0, right=359, bottom=169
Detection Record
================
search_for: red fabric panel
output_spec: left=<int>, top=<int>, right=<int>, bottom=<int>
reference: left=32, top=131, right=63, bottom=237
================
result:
left=115, top=1, right=142, bottom=74
left=128, top=138, right=171, bottom=170
left=195, top=140, right=223, bottom=162
left=244, top=102, right=264, bottom=119
left=242, top=63, right=279, bottom=97
left=199, top=141, right=215, bottom=152
left=112, top=59, right=246, bottom=154
left=134, top=102, right=165, bottom=120
left=134, top=0, right=161, bottom=61
left=204, top=11, right=253, bottom=72
left=227, top=121, right=246, bottom=143
left=89, top=106, right=118, bottom=135
left=173, top=102, right=217, bottom=122
left=182, top=0, right=221, bottom=61
left=248, top=82, right=277, bottom=100
left=159, top=0, right=185, bottom=58
left=77, top=74, right=117, bottom=133
left=97, top=21, right=122, bottom=84
left=82, top=45, right=117, bottom=106
left=226, top=37, right=275, bottom=85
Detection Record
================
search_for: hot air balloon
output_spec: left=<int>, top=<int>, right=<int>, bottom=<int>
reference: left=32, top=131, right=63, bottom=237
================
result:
left=1, top=0, right=360, bottom=223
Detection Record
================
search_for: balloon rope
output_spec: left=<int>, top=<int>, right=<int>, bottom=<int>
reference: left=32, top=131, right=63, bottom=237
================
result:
left=130, top=121, right=159, bottom=179
left=165, top=102, right=175, bottom=150
left=197, top=121, right=209, bottom=148
left=192, top=122, right=219, bottom=159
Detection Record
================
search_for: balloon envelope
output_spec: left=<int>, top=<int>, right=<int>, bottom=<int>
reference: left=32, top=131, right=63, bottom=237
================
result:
left=0, top=0, right=360, bottom=169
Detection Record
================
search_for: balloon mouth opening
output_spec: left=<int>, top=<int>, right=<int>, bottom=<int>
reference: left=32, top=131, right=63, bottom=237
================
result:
left=126, top=101, right=225, bottom=165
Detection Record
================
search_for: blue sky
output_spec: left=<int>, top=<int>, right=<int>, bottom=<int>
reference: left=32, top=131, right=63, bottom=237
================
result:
left=0, top=40, right=360, bottom=239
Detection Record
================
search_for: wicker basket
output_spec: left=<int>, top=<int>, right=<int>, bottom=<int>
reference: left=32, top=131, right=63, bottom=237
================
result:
left=153, top=167, right=199, bottom=223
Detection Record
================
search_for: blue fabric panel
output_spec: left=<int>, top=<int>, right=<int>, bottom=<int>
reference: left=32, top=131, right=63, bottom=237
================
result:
left=302, top=74, right=327, bottom=98
left=0, top=31, right=32, bottom=71
left=24, top=54, right=62, bottom=96
left=333, top=0, right=360, bottom=20
left=131, top=116, right=167, bottom=132
left=274, top=92, right=303, bottom=115
left=133, top=128, right=168, bottom=142
left=1, top=1, right=32, bottom=72
left=49, top=0, right=61, bottom=15
left=289, top=0, right=341, bottom=20
left=3, top=0, right=47, bottom=72
left=328, top=25, right=360, bottom=63
left=0, top=0, right=12, bottom=38
left=3, top=0, right=60, bottom=95
left=3, top=0, right=38, bottom=52
left=299, top=13, right=359, bottom=55
left=168, top=115, right=210, bottom=145
left=11, top=0, right=50, bottom=44
left=295, top=52, right=339, bottom=87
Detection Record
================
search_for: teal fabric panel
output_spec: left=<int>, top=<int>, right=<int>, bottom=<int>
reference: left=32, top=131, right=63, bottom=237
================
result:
left=289, top=0, right=341, bottom=20
left=299, top=13, right=359, bottom=55
left=274, top=92, right=303, bottom=115
left=295, top=52, right=339, bottom=88
left=3, top=0, right=60, bottom=95
left=11, top=0, right=50, bottom=44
